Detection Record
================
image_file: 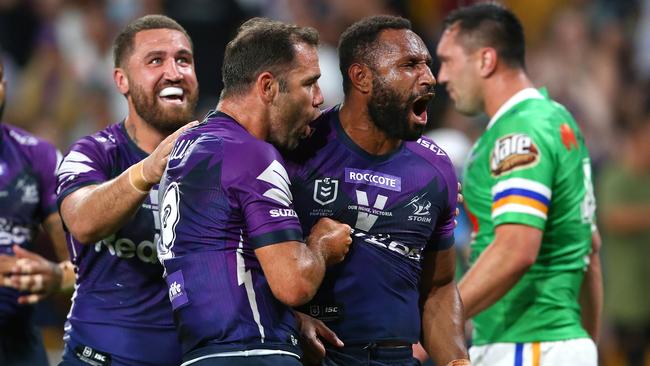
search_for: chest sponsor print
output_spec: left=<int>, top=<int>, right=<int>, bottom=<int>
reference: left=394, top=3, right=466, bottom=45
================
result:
left=491, top=133, right=540, bottom=176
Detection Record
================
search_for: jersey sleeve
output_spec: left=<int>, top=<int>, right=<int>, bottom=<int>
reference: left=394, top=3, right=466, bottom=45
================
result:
left=56, top=135, right=112, bottom=207
left=31, top=142, right=62, bottom=220
left=426, top=155, right=458, bottom=251
left=489, top=114, right=557, bottom=230
left=223, top=142, right=303, bottom=249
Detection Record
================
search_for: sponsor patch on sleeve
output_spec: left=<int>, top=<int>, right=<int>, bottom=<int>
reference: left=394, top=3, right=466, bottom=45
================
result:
left=490, top=133, right=540, bottom=176
left=167, top=270, right=190, bottom=310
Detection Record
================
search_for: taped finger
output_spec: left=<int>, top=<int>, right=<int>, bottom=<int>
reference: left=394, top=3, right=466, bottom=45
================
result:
left=19, top=274, right=31, bottom=291
left=31, top=274, right=44, bottom=292
left=15, top=258, right=33, bottom=274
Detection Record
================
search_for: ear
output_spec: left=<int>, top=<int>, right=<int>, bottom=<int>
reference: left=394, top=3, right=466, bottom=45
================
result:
left=348, top=63, right=372, bottom=94
left=114, top=68, right=129, bottom=95
left=478, top=47, right=497, bottom=78
left=256, top=71, right=278, bottom=104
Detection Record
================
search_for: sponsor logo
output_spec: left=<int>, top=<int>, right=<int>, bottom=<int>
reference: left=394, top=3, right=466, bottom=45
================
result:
left=93, top=133, right=116, bottom=145
left=345, top=168, right=401, bottom=192
left=16, top=178, right=38, bottom=204
left=349, top=190, right=391, bottom=231
left=74, top=344, right=111, bottom=366
left=560, top=123, right=578, bottom=151
left=169, top=281, right=182, bottom=300
left=491, top=133, right=539, bottom=176
left=167, top=270, right=190, bottom=310
left=269, top=208, right=298, bottom=218
left=0, top=218, right=32, bottom=246
left=308, top=303, right=343, bottom=322
left=353, top=229, right=422, bottom=261
left=94, top=234, right=158, bottom=264
left=416, top=138, right=447, bottom=155
left=313, top=178, right=339, bottom=205
left=405, top=193, right=432, bottom=223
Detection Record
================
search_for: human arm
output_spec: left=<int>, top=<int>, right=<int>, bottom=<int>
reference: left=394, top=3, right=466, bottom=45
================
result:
left=459, top=224, right=542, bottom=318
left=60, top=123, right=195, bottom=243
left=579, top=228, right=603, bottom=343
left=0, top=212, right=75, bottom=303
left=420, top=247, right=469, bottom=365
left=255, top=217, right=352, bottom=307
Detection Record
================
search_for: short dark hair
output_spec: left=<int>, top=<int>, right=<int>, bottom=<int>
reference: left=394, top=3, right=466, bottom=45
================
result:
left=221, top=17, right=319, bottom=98
left=443, top=3, right=525, bottom=68
left=113, top=14, right=192, bottom=68
left=338, top=15, right=411, bottom=93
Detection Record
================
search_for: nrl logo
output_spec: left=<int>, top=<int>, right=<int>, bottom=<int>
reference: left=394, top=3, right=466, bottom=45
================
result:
left=313, top=178, right=339, bottom=205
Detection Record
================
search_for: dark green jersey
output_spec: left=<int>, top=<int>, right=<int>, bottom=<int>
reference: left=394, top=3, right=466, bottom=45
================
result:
left=463, top=88, right=595, bottom=344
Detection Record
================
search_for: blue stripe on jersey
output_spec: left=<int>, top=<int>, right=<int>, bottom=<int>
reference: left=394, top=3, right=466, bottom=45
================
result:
left=514, top=343, right=524, bottom=366
left=493, top=188, right=550, bottom=206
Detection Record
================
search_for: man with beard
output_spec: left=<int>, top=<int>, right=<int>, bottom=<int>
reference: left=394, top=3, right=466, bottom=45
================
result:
left=156, top=18, right=352, bottom=366
left=284, top=15, right=470, bottom=366
left=436, top=4, right=601, bottom=365
left=56, top=15, right=199, bottom=366
left=0, top=56, right=74, bottom=366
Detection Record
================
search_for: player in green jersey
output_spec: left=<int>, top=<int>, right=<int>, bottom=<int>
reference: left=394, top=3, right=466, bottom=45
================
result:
left=436, top=3, right=602, bottom=365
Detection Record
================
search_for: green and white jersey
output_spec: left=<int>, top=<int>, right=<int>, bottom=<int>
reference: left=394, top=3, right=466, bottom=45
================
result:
left=463, top=88, right=595, bottom=345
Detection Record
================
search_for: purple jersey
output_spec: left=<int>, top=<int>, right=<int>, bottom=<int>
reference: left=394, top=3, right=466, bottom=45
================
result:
left=158, top=111, right=304, bottom=361
left=0, top=124, right=60, bottom=324
left=285, top=107, right=458, bottom=344
left=56, top=122, right=181, bottom=365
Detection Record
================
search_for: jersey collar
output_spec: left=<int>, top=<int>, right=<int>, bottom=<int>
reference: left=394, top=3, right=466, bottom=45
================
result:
left=486, top=87, right=545, bottom=131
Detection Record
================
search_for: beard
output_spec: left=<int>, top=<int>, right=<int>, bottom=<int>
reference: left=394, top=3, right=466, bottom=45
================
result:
left=367, top=77, right=432, bottom=141
left=129, top=81, right=198, bottom=135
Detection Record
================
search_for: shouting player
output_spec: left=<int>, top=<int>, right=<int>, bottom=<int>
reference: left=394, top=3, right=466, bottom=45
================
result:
left=286, top=15, right=470, bottom=366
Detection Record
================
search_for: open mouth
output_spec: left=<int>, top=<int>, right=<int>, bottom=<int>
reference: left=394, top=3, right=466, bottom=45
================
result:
left=411, top=93, right=434, bottom=125
left=158, top=86, right=185, bottom=105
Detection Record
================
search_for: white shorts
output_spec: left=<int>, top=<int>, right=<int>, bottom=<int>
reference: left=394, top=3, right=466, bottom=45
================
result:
left=469, top=338, right=597, bottom=366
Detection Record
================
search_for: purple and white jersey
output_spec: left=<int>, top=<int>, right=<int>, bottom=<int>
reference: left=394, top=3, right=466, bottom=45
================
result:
left=285, top=106, right=458, bottom=345
left=158, top=111, right=304, bottom=359
left=0, top=124, right=60, bottom=324
left=56, top=122, right=181, bottom=365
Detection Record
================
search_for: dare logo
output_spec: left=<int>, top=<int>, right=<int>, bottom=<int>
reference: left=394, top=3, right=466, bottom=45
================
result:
left=491, top=133, right=539, bottom=176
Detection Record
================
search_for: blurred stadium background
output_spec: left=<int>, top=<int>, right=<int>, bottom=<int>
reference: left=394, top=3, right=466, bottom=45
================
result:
left=1, top=0, right=649, bottom=365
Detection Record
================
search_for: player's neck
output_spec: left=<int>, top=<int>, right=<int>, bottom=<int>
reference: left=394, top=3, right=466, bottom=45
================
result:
left=484, top=69, right=534, bottom=119
left=217, top=97, right=269, bottom=141
left=339, top=100, right=401, bottom=155
left=124, top=111, right=166, bottom=154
